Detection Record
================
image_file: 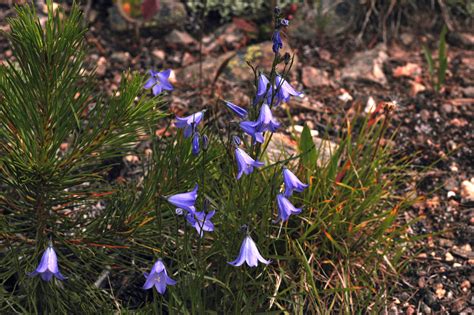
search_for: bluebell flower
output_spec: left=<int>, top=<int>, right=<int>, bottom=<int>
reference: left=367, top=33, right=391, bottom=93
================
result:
left=281, top=19, right=289, bottom=26
left=192, top=132, right=200, bottom=156
left=175, top=111, right=204, bottom=138
left=240, top=104, right=279, bottom=142
left=283, top=168, right=309, bottom=197
left=144, top=69, right=173, bottom=96
left=234, top=148, right=264, bottom=179
left=239, top=121, right=264, bottom=144
left=276, top=193, right=302, bottom=222
left=224, top=101, right=248, bottom=118
left=228, top=235, right=271, bottom=267
left=28, top=245, right=66, bottom=281
left=167, top=185, right=198, bottom=213
left=274, top=75, right=303, bottom=105
left=254, top=73, right=272, bottom=105
left=186, top=210, right=215, bottom=237
left=143, top=259, right=176, bottom=294
left=254, top=103, right=280, bottom=132
left=272, top=30, right=283, bottom=54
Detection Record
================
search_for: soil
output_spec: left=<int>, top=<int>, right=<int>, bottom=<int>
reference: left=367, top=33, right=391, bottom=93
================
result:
left=0, top=2, right=472, bottom=314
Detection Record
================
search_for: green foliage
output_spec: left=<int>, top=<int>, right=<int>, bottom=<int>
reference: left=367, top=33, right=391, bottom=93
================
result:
left=186, top=0, right=296, bottom=20
left=0, top=2, right=415, bottom=314
left=0, top=2, right=164, bottom=313
left=422, top=25, right=448, bottom=93
left=299, top=124, right=317, bottom=170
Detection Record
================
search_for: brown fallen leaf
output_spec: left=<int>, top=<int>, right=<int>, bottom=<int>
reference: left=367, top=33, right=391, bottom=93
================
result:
left=409, top=80, right=426, bottom=96
left=393, top=62, right=422, bottom=78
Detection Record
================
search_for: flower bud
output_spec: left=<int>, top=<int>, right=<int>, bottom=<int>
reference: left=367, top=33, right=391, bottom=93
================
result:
left=232, top=136, right=241, bottom=146
left=202, top=134, right=209, bottom=151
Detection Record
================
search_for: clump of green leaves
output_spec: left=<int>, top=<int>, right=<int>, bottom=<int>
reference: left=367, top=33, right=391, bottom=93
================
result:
left=0, top=2, right=163, bottom=313
left=0, top=2, right=415, bottom=314
left=423, top=25, right=448, bottom=93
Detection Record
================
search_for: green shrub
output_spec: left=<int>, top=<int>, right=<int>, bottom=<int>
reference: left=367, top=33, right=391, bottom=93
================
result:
left=0, top=2, right=414, bottom=313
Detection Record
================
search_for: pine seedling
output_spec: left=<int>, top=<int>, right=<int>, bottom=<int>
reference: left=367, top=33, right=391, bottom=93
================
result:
left=0, top=1, right=163, bottom=312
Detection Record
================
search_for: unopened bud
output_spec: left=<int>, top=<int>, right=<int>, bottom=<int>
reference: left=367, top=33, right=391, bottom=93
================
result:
left=232, top=136, right=241, bottom=146
left=202, top=134, right=209, bottom=151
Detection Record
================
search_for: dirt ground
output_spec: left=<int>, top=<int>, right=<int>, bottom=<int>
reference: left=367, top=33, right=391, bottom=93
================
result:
left=0, top=2, right=472, bottom=314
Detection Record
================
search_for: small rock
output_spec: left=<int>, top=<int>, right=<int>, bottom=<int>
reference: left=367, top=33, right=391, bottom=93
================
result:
left=365, top=96, right=377, bottom=114
left=419, top=109, right=430, bottom=122
left=460, top=280, right=471, bottom=292
left=438, top=238, right=454, bottom=248
left=221, top=41, right=296, bottom=84
left=435, top=283, right=446, bottom=299
left=110, top=51, right=130, bottom=64
left=461, top=244, right=472, bottom=252
left=96, top=56, right=107, bottom=77
left=165, top=30, right=197, bottom=48
left=460, top=180, right=474, bottom=200
left=182, top=52, right=196, bottom=66
left=444, top=177, right=458, bottom=191
left=338, top=89, right=353, bottom=102
left=302, top=66, right=332, bottom=88
left=461, top=86, right=474, bottom=98
left=293, top=125, right=319, bottom=137
left=152, top=49, right=166, bottom=61
left=400, top=32, right=415, bottom=45
left=340, top=43, right=388, bottom=86
left=418, top=277, right=426, bottom=288
left=441, top=103, right=453, bottom=114
left=445, top=252, right=454, bottom=262
left=453, top=262, right=462, bottom=267
left=421, top=302, right=432, bottom=314
left=124, top=154, right=139, bottom=164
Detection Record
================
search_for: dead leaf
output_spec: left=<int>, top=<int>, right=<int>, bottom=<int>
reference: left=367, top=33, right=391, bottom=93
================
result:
left=393, top=62, right=422, bottom=78
left=409, top=80, right=426, bottom=96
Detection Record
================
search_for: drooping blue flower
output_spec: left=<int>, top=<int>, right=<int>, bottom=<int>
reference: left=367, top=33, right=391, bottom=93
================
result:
left=192, top=132, right=200, bottom=156
left=28, top=245, right=66, bottom=282
left=276, top=193, right=302, bottom=222
left=272, top=30, right=283, bottom=54
left=228, top=235, right=271, bottom=267
left=186, top=210, right=215, bottom=237
left=239, top=121, right=264, bottom=144
left=234, top=147, right=264, bottom=179
left=254, top=103, right=280, bottom=132
left=144, top=69, right=173, bottom=96
left=175, top=111, right=204, bottom=138
left=224, top=101, right=248, bottom=118
left=283, top=168, right=309, bottom=197
left=281, top=19, right=289, bottom=26
left=254, top=73, right=272, bottom=105
left=167, top=185, right=198, bottom=213
left=274, top=75, right=303, bottom=105
left=240, top=104, right=279, bottom=142
left=143, top=259, right=176, bottom=294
